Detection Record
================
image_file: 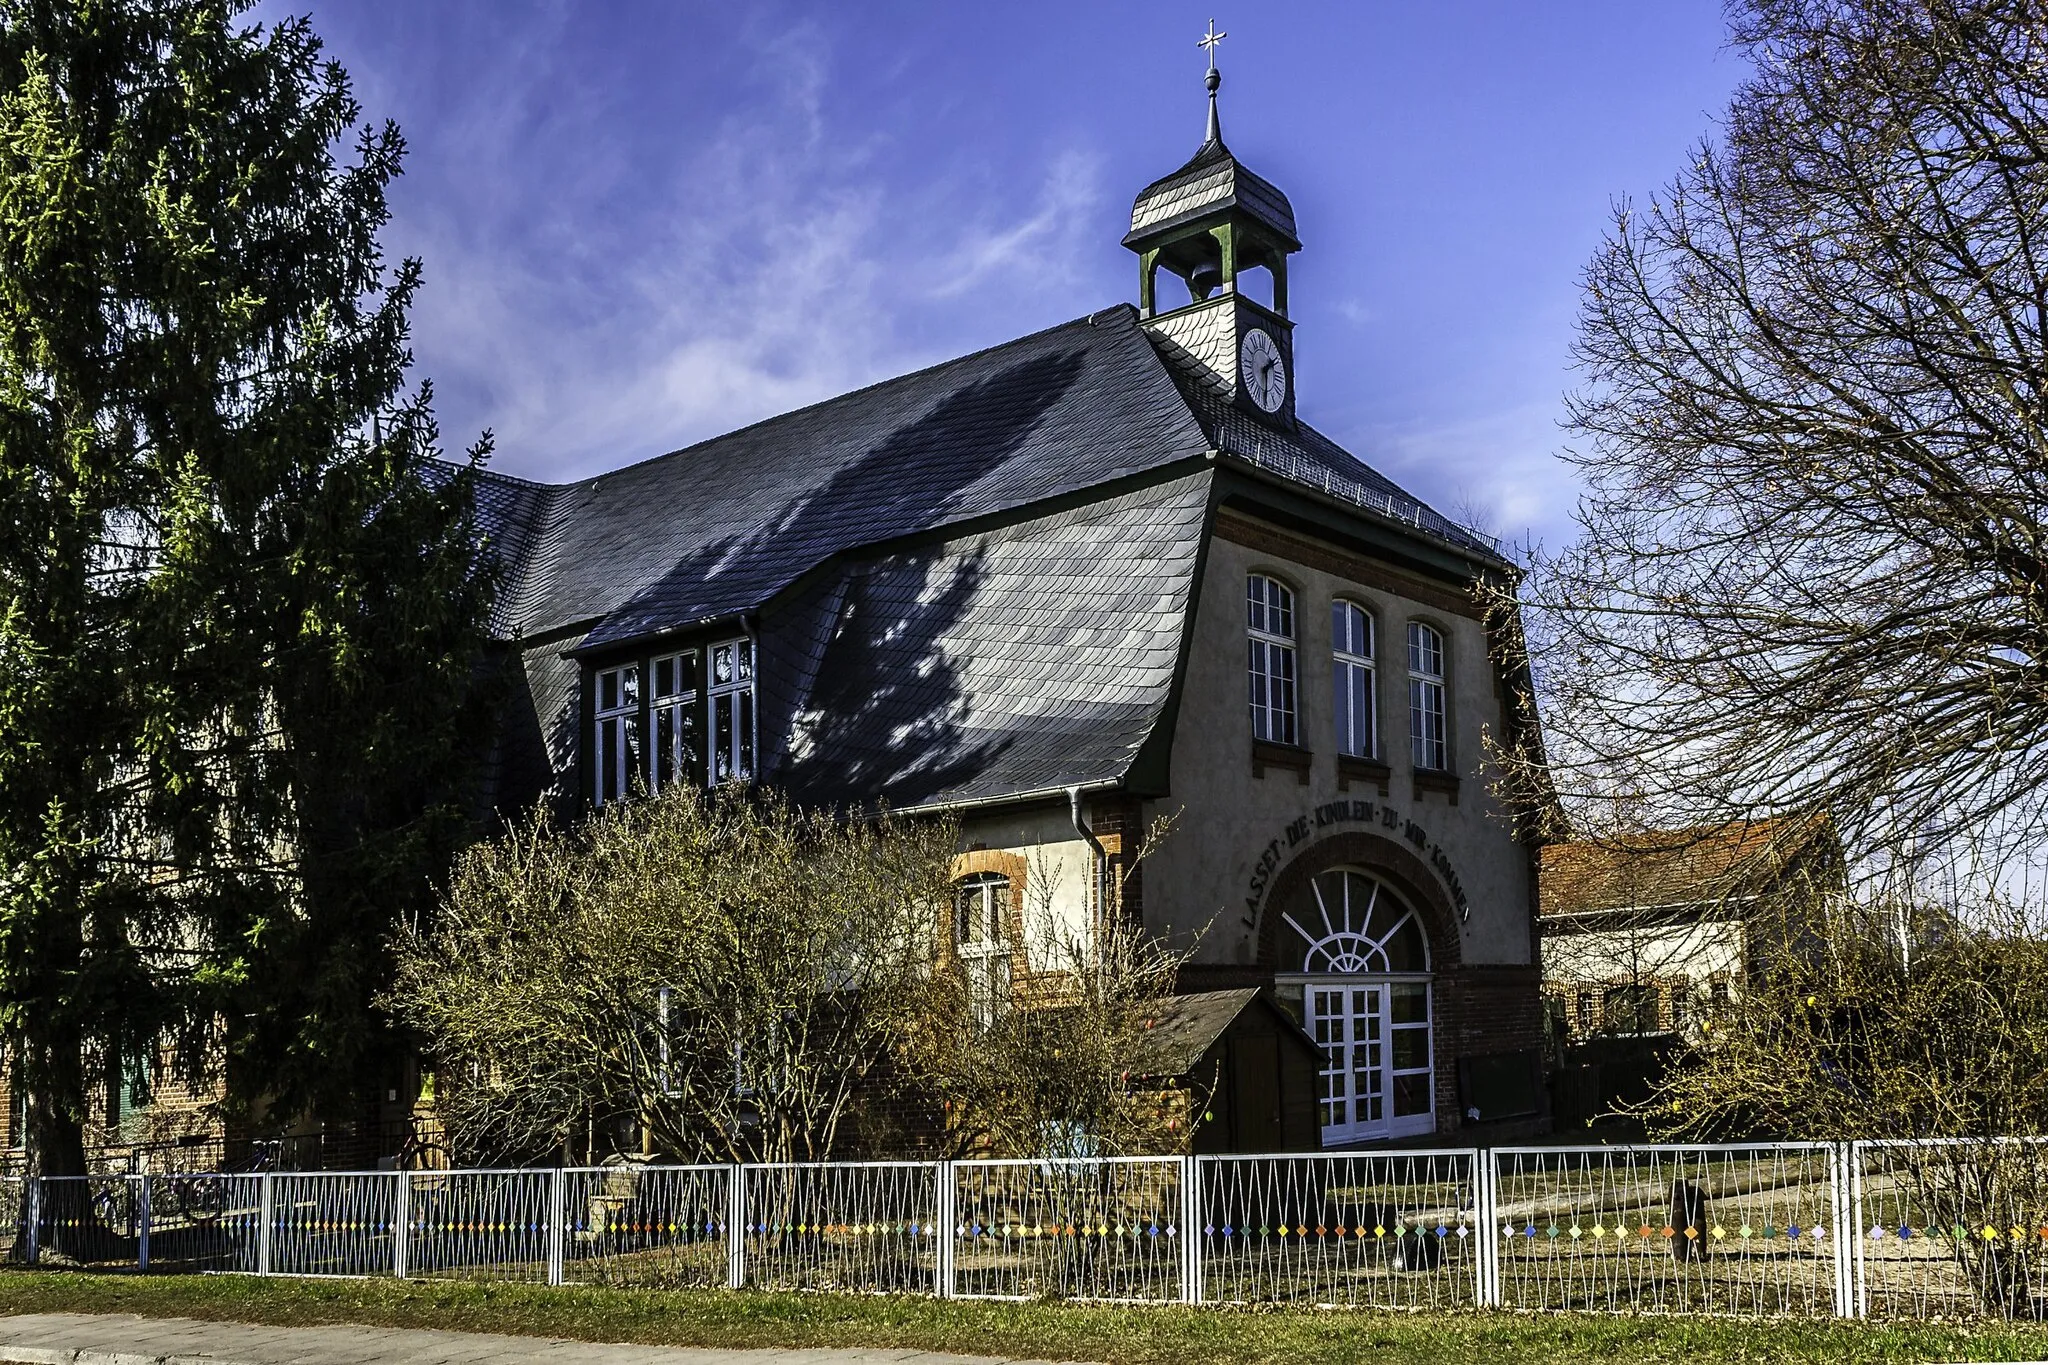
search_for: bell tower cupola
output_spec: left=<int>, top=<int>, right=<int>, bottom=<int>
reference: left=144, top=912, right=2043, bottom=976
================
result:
left=1127, top=23, right=1302, bottom=425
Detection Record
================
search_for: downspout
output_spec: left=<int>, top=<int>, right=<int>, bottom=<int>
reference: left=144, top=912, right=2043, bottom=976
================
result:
left=1068, top=785, right=1110, bottom=927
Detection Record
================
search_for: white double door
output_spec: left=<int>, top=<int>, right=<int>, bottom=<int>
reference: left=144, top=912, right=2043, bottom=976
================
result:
left=1311, top=983, right=1388, bottom=1146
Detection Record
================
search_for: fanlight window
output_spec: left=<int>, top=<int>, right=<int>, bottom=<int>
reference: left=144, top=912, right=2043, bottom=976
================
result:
left=1282, top=869, right=1428, bottom=975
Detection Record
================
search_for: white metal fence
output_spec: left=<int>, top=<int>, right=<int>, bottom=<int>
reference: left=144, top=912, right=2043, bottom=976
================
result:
left=11, top=1142, right=2048, bottom=1319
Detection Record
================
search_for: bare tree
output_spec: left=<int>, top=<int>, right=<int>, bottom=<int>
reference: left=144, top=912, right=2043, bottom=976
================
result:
left=880, top=814, right=1209, bottom=1158
left=1653, top=887, right=2048, bottom=1315
left=1496, top=0, right=2048, bottom=874
left=385, top=788, right=955, bottom=1164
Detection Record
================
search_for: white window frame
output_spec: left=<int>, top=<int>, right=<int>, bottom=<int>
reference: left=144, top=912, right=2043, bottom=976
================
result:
left=1407, top=620, right=1448, bottom=771
left=1277, top=868, right=1435, bottom=1145
left=708, top=637, right=756, bottom=785
left=954, top=873, right=1014, bottom=1031
left=650, top=650, right=699, bottom=792
left=1247, top=574, right=1298, bottom=745
left=1332, top=600, right=1376, bottom=759
left=593, top=662, right=642, bottom=806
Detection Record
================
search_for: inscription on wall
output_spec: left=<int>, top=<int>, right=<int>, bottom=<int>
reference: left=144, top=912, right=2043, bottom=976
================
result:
left=1244, top=798, right=1472, bottom=924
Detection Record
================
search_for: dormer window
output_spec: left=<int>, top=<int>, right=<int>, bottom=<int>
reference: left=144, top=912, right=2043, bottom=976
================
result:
left=709, top=638, right=756, bottom=784
left=1247, top=574, right=1297, bottom=745
left=593, top=663, right=641, bottom=806
left=650, top=651, right=698, bottom=792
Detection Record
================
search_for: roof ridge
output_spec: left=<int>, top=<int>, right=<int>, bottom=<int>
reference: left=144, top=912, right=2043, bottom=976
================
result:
left=541, top=308, right=1141, bottom=491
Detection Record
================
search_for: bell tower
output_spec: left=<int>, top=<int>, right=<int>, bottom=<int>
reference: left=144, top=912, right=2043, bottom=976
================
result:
left=1127, top=23, right=1302, bottom=425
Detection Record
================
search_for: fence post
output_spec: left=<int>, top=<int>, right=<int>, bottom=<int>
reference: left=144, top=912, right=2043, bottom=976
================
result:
left=934, top=1160, right=955, bottom=1299
left=1180, top=1155, right=1201, bottom=1305
left=726, top=1164, right=745, bottom=1290
left=1843, top=1146, right=1859, bottom=1326
left=547, top=1167, right=566, bottom=1287
left=1847, top=1141, right=1868, bottom=1320
left=257, top=1172, right=273, bottom=1276
left=391, top=1170, right=410, bottom=1280
left=135, top=1174, right=150, bottom=1272
left=24, top=1178, right=37, bottom=1267
left=1475, top=1148, right=1500, bottom=1308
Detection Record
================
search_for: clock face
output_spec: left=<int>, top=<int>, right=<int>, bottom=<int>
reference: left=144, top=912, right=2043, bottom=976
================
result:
left=1239, top=327, right=1287, bottom=413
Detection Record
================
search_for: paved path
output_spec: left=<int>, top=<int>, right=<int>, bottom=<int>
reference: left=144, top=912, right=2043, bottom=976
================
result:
left=0, top=1313, right=1083, bottom=1365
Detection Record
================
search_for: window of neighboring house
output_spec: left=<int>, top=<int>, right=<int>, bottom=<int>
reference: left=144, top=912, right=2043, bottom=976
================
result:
left=1602, top=984, right=1656, bottom=1036
left=594, top=662, right=642, bottom=806
left=954, top=873, right=1014, bottom=1030
left=1406, top=621, right=1448, bottom=771
left=1333, top=600, right=1376, bottom=758
left=1576, top=989, right=1599, bottom=1036
left=651, top=651, right=699, bottom=791
left=709, top=638, right=756, bottom=785
left=1668, top=980, right=1690, bottom=1031
left=1710, top=978, right=1731, bottom=1012
left=1248, top=575, right=1298, bottom=744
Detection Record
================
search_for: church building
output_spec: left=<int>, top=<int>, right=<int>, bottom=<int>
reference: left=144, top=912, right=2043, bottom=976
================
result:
left=474, top=59, right=1551, bottom=1149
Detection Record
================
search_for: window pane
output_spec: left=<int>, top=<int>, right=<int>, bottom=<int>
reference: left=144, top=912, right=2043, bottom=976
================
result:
left=1392, top=1071, right=1431, bottom=1117
left=1386, top=920, right=1429, bottom=973
left=1392, top=1026, right=1429, bottom=1070
left=712, top=643, right=733, bottom=687
left=1391, top=980, right=1428, bottom=1024
left=712, top=694, right=733, bottom=782
left=599, top=670, right=619, bottom=713
left=735, top=638, right=754, bottom=681
left=737, top=689, right=755, bottom=777
left=1406, top=622, right=1442, bottom=677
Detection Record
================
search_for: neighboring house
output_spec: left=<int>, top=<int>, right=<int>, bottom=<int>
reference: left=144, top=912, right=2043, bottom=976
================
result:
left=1538, top=818, right=1838, bottom=1039
left=463, top=68, right=1554, bottom=1151
left=1538, top=817, right=1840, bottom=1123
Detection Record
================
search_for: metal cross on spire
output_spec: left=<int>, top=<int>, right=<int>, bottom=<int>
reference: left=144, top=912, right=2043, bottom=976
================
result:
left=1199, top=20, right=1227, bottom=143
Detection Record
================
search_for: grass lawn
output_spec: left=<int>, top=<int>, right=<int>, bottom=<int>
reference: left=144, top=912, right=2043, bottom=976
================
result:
left=1, top=1271, right=2047, bottom=1363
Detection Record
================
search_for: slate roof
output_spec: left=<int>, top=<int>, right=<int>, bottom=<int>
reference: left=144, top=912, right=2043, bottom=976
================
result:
left=489, top=309, right=1210, bottom=650
left=1125, top=137, right=1300, bottom=250
left=466, top=303, right=1497, bottom=813
left=768, top=474, right=1208, bottom=809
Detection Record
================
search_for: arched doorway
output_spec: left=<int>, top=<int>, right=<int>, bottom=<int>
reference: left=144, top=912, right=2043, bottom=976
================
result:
left=1277, top=868, right=1435, bottom=1145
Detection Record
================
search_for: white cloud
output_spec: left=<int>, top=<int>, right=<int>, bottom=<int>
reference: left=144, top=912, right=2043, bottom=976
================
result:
left=1350, top=399, right=1584, bottom=555
left=377, top=18, right=1104, bottom=483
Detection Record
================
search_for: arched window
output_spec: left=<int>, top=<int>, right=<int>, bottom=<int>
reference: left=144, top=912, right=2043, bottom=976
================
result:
left=1247, top=575, right=1298, bottom=744
left=1332, top=601, right=1376, bottom=758
left=1278, top=868, right=1435, bottom=1143
left=954, top=874, right=1013, bottom=1030
left=1406, top=621, right=1448, bottom=771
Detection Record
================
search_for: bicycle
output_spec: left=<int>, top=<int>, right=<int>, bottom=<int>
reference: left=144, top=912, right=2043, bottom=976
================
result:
left=167, top=1138, right=280, bottom=1228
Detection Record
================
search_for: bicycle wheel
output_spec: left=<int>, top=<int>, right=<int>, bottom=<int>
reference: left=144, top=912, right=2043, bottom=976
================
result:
left=175, top=1175, right=226, bottom=1227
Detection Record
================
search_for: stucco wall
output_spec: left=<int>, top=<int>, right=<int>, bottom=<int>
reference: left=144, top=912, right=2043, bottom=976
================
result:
left=956, top=805, right=1098, bottom=973
left=1139, top=520, right=1535, bottom=972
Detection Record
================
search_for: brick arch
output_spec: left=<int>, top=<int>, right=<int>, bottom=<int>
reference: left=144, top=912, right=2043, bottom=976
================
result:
left=1255, top=831, right=1464, bottom=973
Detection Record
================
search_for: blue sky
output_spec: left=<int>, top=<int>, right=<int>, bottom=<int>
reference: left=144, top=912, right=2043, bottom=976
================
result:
left=285, top=1, right=1746, bottom=554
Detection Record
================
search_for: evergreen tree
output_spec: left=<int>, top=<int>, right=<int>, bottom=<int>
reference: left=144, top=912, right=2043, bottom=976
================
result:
left=0, top=0, right=493, bottom=1175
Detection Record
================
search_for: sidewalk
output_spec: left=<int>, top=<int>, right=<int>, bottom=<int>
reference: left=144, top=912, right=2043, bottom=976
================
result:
left=0, top=1313, right=1083, bottom=1365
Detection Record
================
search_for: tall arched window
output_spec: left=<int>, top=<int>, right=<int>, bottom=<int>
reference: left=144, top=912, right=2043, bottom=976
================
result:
left=1406, top=621, right=1448, bottom=771
left=954, top=874, right=1013, bottom=1030
left=1247, top=575, right=1298, bottom=744
left=1332, top=601, right=1376, bottom=758
left=1278, top=868, right=1435, bottom=1144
